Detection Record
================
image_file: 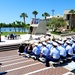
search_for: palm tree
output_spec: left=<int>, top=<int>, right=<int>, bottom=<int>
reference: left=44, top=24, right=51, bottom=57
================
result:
left=12, top=22, right=16, bottom=32
left=42, top=12, right=50, bottom=20
left=21, top=22, right=26, bottom=32
left=32, top=10, right=38, bottom=19
left=16, top=21, right=21, bottom=32
left=69, top=9, right=75, bottom=29
left=20, top=13, right=28, bottom=24
left=20, top=13, right=28, bottom=32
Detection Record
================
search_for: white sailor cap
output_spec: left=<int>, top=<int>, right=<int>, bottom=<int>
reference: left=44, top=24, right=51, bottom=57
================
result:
left=58, top=41, right=64, bottom=44
left=34, top=42, right=38, bottom=45
left=66, top=40, right=70, bottom=43
left=40, top=38, right=46, bottom=42
left=69, top=40, right=73, bottom=44
left=42, top=42, right=47, bottom=46
left=66, top=40, right=72, bottom=44
left=73, top=39, right=75, bottom=42
left=59, top=38, right=62, bottom=41
left=29, top=40, right=35, bottom=44
left=52, top=42, right=58, bottom=46
left=47, top=41, right=51, bottom=44
left=22, top=40, right=29, bottom=44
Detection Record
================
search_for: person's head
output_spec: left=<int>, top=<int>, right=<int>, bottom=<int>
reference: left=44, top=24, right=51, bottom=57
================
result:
left=42, top=42, right=47, bottom=47
left=66, top=40, right=72, bottom=46
left=52, top=42, right=58, bottom=47
left=73, top=39, right=75, bottom=43
left=57, top=41, right=64, bottom=46
left=35, top=42, right=38, bottom=46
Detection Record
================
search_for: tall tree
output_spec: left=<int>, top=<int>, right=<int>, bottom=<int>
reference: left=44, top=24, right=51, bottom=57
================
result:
left=16, top=21, right=21, bottom=32
left=42, top=12, right=50, bottom=19
left=12, top=22, right=16, bottom=32
left=32, top=10, right=38, bottom=19
left=21, top=22, right=26, bottom=32
left=20, top=13, right=28, bottom=24
left=20, top=13, right=28, bottom=32
left=69, top=9, right=75, bottom=29
left=48, top=17, right=66, bottom=32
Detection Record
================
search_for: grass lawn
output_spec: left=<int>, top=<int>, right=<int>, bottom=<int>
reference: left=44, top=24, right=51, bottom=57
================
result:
left=1, top=32, right=28, bottom=36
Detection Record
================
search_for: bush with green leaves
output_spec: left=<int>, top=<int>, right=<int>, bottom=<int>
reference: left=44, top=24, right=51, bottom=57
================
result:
left=72, top=28, right=75, bottom=32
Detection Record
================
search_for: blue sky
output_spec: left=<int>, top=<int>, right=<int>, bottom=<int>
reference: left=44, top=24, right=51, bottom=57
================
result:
left=0, top=0, right=75, bottom=24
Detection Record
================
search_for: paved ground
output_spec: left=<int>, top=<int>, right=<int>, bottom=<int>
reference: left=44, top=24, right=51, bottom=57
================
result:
left=0, top=50, right=75, bottom=75
left=0, top=34, right=75, bottom=75
left=0, top=33, right=73, bottom=46
left=0, top=34, right=43, bottom=46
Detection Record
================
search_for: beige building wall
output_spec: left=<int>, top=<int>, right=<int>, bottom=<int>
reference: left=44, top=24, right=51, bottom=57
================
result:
left=64, top=10, right=75, bottom=30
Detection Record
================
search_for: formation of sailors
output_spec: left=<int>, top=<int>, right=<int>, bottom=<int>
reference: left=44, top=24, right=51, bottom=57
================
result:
left=18, top=35, right=75, bottom=67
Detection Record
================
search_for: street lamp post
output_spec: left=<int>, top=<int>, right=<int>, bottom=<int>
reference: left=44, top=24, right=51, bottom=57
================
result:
left=52, top=10, right=55, bottom=17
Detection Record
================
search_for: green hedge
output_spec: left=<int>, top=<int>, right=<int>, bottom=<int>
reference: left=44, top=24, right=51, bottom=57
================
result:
left=51, top=31, right=62, bottom=35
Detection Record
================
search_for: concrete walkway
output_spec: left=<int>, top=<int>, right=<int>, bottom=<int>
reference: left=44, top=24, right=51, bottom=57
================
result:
left=0, top=34, right=43, bottom=46
left=0, top=33, right=74, bottom=46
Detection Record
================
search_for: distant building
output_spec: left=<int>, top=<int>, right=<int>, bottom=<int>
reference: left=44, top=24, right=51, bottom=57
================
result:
left=63, top=10, right=75, bottom=30
left=46, top=14, right=63, bottom=19
left=43, top=14, right=63, bottom=23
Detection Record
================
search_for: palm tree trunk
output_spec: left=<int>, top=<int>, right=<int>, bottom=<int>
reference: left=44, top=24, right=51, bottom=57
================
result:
left=24, top=17, right=26, bottom=32
left=35, top=15, right=36, bottom=19
left=14, top=27, right=16, bottom=32
left=45, top=16, right=46, bottom=20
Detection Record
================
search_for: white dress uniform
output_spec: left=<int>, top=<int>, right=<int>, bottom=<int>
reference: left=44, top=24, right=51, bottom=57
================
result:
left=32, top=46, right=40, bottom=55
left=72, top=42, right=75, bottom=52
left=32, top=43, right=40, bottom=55
left=66, top=45, right=73, bottom=56
left=46, top=43, right=52, bottom=51
left=41, top=46, right=50, bottom=56
left=57, top=45, right=66, bottom=57
left=38, top=43, right=43, bottom=50
left=50, top=47, right=60, bottom=59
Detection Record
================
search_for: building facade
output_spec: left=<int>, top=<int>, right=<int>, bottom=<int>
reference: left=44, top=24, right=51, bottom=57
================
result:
left=64, top=10, right=75, bottom=30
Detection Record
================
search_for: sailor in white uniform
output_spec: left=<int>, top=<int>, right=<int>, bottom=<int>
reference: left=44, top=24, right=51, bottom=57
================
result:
left=72, top=39, right=75, bottom=53
left=66, top=40, right=73, bottom=57
left=45, top=42, right=60, bottom=67
left=46, top=41, right=52, bottom=51
left=57, top=41, right=66, bottom=59
left=30, top=43, right=40, bottom=59
left=40, top=42, right=50, bottom=58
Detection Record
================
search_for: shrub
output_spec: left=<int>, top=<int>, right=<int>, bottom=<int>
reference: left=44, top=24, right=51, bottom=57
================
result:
left=72, top=28, right=75, bottom=32
left=51, top=31, right=61, bottom=35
